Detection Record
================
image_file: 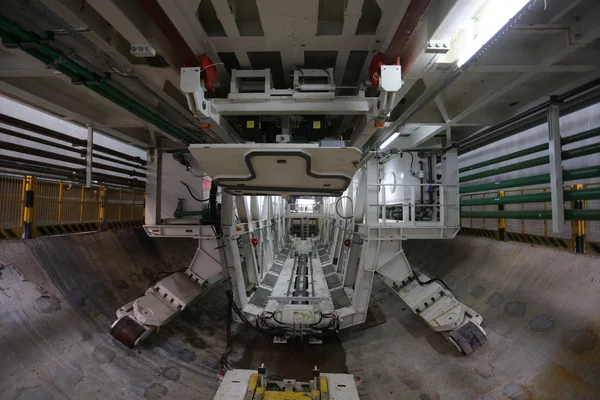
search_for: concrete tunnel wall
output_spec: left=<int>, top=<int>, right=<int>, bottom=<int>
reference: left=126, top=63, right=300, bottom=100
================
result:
left=0, top=228, right=598, bottom=399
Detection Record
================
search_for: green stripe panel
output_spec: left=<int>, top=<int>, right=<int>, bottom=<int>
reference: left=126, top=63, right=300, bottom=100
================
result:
left=460, top=143, right=600, bottom=183
left=460, top=166, right=600, bottom=194
left=460, top=187, right=600, bottom=206
left=461, top=209, right=600, bottom=221
left=459, top=127, right=600, bottom=173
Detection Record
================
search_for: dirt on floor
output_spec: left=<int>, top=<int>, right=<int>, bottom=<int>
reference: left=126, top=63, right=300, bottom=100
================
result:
left=0, top=229, right=599, bottom=399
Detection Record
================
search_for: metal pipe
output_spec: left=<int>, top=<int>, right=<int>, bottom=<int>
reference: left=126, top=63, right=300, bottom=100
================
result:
left=460, top=165, right=600, bottom=194
left=460, top=142, right=600, bottom=183
left=460, top=187, right=600, bottom=206
left=0, top=126, right=146, bottom=169
left=461, top=209, right=600, bottom=221
left=0, top=17, right=200, bottom=145
left=0, top=141, right=145, bottom=178
left=459, top=76, right=600, bottom=152
left=459, top=126, right=600, bottom=173
left=0, top=158, right=144, bottom=189
left=0, top=114, right=146, bottom=165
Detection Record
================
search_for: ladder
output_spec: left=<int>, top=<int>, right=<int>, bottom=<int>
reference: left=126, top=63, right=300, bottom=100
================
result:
left=301, top=218, right=309, bottom=239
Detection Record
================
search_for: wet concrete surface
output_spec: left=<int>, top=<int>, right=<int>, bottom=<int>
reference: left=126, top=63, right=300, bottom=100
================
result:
left=0, top=230, right=599, bottom=399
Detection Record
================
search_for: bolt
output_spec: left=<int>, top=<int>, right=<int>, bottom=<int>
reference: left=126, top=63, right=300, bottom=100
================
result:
left=443, top=43, right=448, bottom=48
left=575, top=33, right=582, bottom=39
left=435, top=43, right=440, bottom=47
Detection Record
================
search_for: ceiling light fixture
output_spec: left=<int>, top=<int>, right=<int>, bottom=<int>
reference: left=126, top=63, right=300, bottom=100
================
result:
left=457, top=0, right=531, bottom=67
left=380, top=132, right=400, bottom=149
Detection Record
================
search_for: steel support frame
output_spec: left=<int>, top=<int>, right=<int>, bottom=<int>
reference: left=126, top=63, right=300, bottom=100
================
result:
left=548, top=104, right=565, bottom=233
left=335, top=151, right=486, bottom=353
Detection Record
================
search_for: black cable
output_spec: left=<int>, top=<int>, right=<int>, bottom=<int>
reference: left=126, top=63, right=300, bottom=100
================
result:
left=335, top=196, right=354, bottom=220
left=108, top=63, right=134, bottom=78
left=407, top=262, right=451, bottom=291
left=226, top=290, right=284, bottom=336
left=181, top=181, right=210, bottom=202
left=146, top=267, right=186, bottom=289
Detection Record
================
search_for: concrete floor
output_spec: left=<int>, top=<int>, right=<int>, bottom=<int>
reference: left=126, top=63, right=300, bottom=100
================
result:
left=0, top=229, right=599, bottom=399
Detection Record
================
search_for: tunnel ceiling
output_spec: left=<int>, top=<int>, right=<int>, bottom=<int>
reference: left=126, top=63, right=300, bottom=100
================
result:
left=1, top=0, right=600, bottom=149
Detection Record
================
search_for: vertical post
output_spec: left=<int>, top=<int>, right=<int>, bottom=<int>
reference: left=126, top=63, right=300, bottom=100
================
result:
left=145, top=149, right=162, bottom=225
left=547, top=103, right=564, bottom=233
left=79, top=186, right=85, bottom=223
left=58, top=180, right=64, bottom=225
left=221, top=192, right=247, bottom=309
left=572, top=184, right=585, bottom=253
left=131, top=192, right=135, bottom=220
left=118, top=189, right=123, bottom=221
left=543, top=188, right=547, bottom=237
left=498, top=191, right=505, bottom=241
left=98, top=185, right=106, bottom=230
left=22, top=175, right=35, bottom=239
left=382, top=181, right=386, bottom=226
left=442, top=148, right=459, bottom=227
left=365, top=157, right=378, bottom=225
left=86, top=125, right=93, bottom=188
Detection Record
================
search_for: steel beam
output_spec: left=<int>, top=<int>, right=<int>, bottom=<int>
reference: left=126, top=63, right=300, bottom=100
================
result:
left=212, top=98, right=373, bottom=115
left=421, top=7, right=600, bottom=141
left=547, top=104, right=564, bottom=233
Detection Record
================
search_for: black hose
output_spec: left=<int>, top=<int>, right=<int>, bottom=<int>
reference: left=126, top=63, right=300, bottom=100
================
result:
left=407, top=263, right=451, bottom=292
left=181, top=181, right=210, bottom=202
left=335, top=196, right=354, bottom=220
left=225, top=290, right=284, bottom=336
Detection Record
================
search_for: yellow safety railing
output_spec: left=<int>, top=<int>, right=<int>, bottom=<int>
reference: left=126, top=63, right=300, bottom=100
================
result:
left=460, top=183, right=600, bottom=254
left=0, top=173, right=144, bottom=239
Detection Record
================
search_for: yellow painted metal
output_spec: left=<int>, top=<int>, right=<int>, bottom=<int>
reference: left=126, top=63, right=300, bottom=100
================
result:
left=244, top=373, right=259, bottom=400
left=242, top=374, right=329, bottom=400
left=22, top=175, right=35, bottom=224
left=572, top=184, right=585, bottom=237
left=319, top=377, right=329, bottom=400
left=79, top=186, right=85, bottom=223
left=460, top=182, right=591, bottom=253
left=0, top=173, right=145, bottom=239
left=498, top=191, right=506, bottom=231
left=98, top=186, right=107, bottom=222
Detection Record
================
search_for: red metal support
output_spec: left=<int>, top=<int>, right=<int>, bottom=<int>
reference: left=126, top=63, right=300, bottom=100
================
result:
left=384, top=0, right=432, bottom=66
left=136, top=0, right=199, bottom=67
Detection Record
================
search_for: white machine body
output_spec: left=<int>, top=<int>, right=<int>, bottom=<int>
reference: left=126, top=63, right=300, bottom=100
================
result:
left=110, top=62, right=486, bottom=356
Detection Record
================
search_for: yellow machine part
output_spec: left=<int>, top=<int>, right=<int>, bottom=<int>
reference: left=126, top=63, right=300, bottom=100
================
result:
left=244, top=374, right=329, bottom=400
